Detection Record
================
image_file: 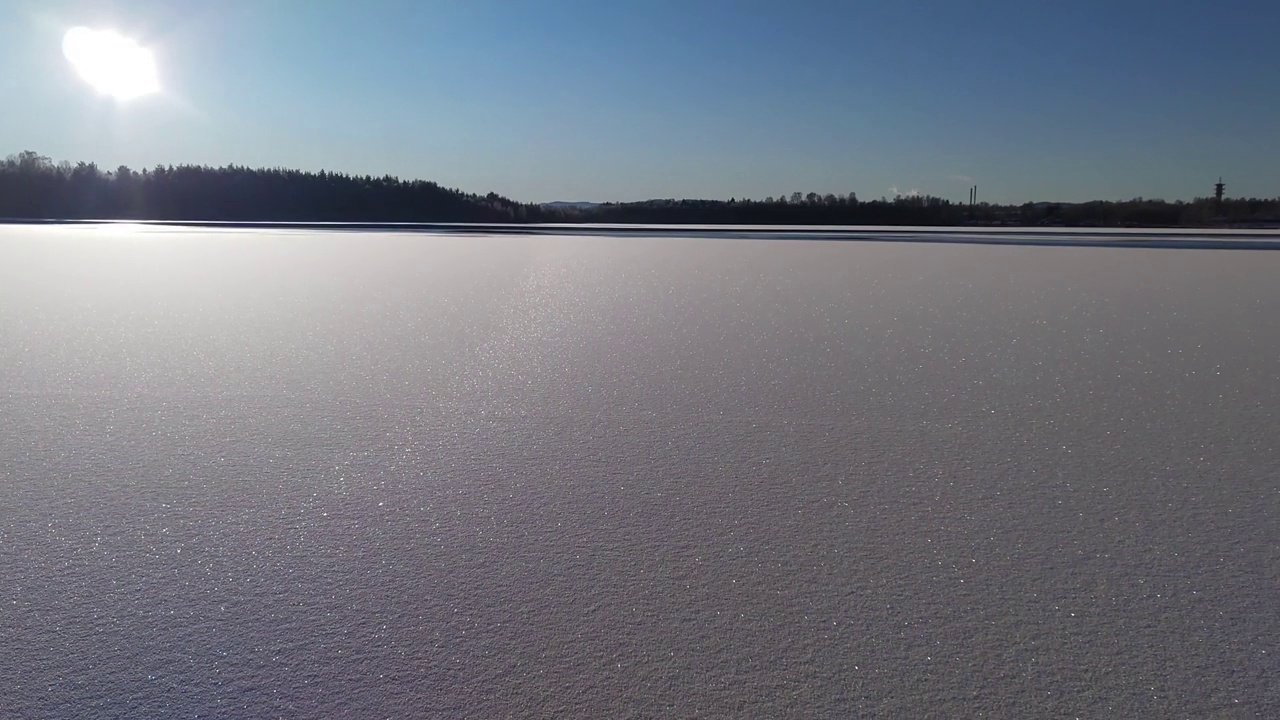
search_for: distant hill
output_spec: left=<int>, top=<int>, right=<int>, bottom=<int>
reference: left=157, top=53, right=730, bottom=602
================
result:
left=541, top=201, right=601, bottom=210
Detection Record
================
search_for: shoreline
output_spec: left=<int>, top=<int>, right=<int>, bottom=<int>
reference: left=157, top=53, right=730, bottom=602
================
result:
left=5, top=219, right=1280, bottom=250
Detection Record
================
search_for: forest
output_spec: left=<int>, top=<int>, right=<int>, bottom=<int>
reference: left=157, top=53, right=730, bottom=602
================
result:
left=3, top=151, right=1277, bottom=227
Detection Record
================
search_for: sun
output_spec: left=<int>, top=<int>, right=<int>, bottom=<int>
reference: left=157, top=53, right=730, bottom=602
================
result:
left=63, top=27, right=160, bottom=101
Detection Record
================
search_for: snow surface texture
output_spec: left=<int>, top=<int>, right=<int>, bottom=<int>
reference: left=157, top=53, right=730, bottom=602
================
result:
left=2, top=225, right=1276, bottom=718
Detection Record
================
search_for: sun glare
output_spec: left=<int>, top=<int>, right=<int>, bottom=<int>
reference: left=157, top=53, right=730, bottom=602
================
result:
left=63, top=27, right=159, bottom=101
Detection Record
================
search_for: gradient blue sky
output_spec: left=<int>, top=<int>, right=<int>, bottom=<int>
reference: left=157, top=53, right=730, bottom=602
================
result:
left=2, top=0, right=1277, bottom=203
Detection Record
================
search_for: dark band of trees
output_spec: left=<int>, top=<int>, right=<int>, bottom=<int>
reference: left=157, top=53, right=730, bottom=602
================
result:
left=3, top=151, right=1277, bottom=227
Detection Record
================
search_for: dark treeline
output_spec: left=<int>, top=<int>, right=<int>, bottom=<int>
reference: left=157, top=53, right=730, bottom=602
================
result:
left=0, top=151, right=544, bottom=222
left=561, top=193, right=1280, bottom=227
left=4, top=151, right=1278, bottom=227
left=576, top=193, right=959, bottom=226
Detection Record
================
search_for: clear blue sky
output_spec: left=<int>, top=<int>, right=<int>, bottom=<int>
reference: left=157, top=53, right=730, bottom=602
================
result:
left=2, top=0, right=1277, bottom=204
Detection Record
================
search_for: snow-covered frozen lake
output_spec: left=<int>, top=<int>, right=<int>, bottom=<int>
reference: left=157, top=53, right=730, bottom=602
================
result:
left=2, top=224, right=1276, bottom=718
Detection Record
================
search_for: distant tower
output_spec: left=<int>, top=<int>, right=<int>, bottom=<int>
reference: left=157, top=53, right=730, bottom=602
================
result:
left=1214, top=177, right=1225, bottom=203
